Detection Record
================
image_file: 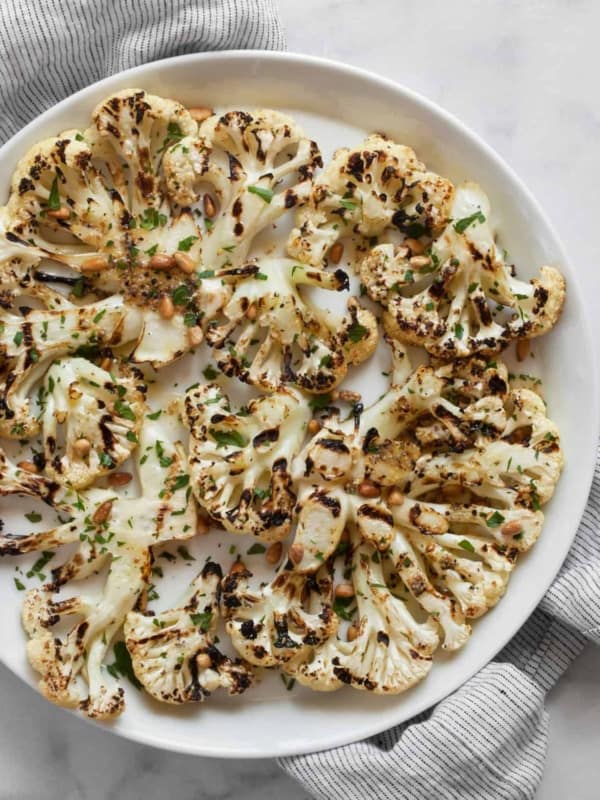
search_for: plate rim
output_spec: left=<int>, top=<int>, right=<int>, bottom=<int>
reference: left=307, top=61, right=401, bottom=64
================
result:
left=0, top=49, right=597, bottom=759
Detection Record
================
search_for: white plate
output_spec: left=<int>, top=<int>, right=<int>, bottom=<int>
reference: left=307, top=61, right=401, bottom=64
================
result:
left=0, top=51, right=597, bottom=758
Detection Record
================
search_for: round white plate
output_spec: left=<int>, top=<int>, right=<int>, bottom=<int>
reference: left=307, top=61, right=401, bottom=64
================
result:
left=0, top=51, right=597, bottom=758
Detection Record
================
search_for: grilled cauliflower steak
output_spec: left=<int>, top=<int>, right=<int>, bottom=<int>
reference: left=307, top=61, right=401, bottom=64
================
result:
left=287, top=133, right=454, bottom=266
left=205, top=258, right=378, bottom=392
left=185, top=382, right=310, bottom=540
left=0, top=412, right=196, bottom=718
left=164, top=109, right=321, bottom=268
left=125, top=561, right=254, bottom=704
left=362, top=182, right=566, bottom=358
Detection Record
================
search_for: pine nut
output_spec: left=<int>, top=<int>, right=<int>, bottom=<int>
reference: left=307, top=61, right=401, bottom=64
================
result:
left=388, top=488, right=405, bottom=506
left=92, top=500, right=113, bottom=525
left=174, top=252, right=195, bottom=274
left=266, top=541, right=283, bottom=565
left=307, top=419, right=321, bottom=435
left=409, top=255, right=431, bottom=269
left=230, top=559, right=246, bottom=575
left=17, top=460, right=38, bottom=474
left=288, top=543, right=304, bottom=565
left=187, top=326, right=204, bottom=347
left=329, top=242, right=344, bottom=264
left=47, top=207, right=70, bottom=220
left=347, top=624, right=359, bottom=642
left=55, top=411, right=67, bottom=424
left=404, top=237, right=425, bottom=255
left=189, top=106, right=213, bottom=123
left=100, top=357, right=112, bottom=371
left=335, top=583, right=355, bottom=599
left=159, top=294, right=175, bottom=320
left=196, top=652, right=212, bottom=669
left=331, top=390, right=340, bottom=401
left=197, top=513, right=211, bottom=535
left=203, top=194, right=216, bottom=218
left=501, top=520, right=523, bottom=536
left=338, top=390, right=361, bottom=403
left=149, top=254, right=176, bottom=270
left=245, top=303, right=257, bottom=321
left=81, top=256, right=110, bottom=273
left=108, top=472, right=132, bottom=487
left=358, top=480, right=380, bottom=498
left=516, top=338, right=530, bottom=362
left=73, top=438, right=91, bottom=458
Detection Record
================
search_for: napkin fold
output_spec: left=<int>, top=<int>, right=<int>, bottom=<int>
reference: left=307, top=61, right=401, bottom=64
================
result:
left=0, top=3, right=596, bottom=798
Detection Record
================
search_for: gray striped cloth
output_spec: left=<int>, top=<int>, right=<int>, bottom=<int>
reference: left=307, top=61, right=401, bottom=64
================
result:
left=0, top=3, right=597, bottom=798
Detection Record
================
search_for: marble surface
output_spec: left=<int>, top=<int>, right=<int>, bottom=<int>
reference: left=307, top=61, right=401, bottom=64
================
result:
left=2, top=1, right=600, bottom=797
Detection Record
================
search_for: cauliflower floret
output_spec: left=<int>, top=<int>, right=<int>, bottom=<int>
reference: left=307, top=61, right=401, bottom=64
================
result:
left=184, top=382, right=310, bottom=540
left=0, top=410, right=196, bottom=718
left=287, top=133, right=454, bottom=266
left=362, top=182, right=566, bottom=358
left=164, top=109, right=321, bottom=268
left=40, top=358, right=146, bottom=488
left=205, top=258, right=378, bottom=392
left=0, top=294, right=144, bottom=438
left=289, top=538, right=438, bottom=693
left=221, top=562, right=337, bottom=667
left=124, top=561, right=254, bottom=704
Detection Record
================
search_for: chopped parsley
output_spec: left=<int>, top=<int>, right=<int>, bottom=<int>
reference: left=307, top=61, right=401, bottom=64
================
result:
left=203, top=364, right=219, bottom=380
left=347, top=323, right=368, bottom=343
left=209, top=429, right=248, bottom=449
left=457, top=539, right=475, bottom=553
left=487, top=511, right=505, bottom=528
left=190, top=611, right=213, bottom=631
left=114, top=400, right=136, bottom=421
left=178, top=235, right=199, bottom=252
left=454, top=210, right=486, bottom=234
left=248, top=185, right=274, bottom=203
left=47, top=175, right=61, bottom=210
left=106, top=641, right=142, bottom=689
left=247, top=543, right=266, bottom=555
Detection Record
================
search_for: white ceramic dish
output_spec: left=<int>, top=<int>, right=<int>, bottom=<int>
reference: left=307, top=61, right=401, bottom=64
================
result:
left=0, top=51, right=597, bottom=758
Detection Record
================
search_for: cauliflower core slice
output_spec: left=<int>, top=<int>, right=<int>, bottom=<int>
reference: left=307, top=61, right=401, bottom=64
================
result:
left=287, top=133, right=454, bottom=266
left=40, top=358, right=146, bottom=488
left=185, top=382, right=310, bottom=540
left=221, top=562, right=337, bottom=667
left=205, top=258, right=378, bottom=392
left=124, top=561, right=254, bottom=704
left=164, top=109, right=322, bottom=268
left=0, top=411, right=196, bottom=718
left=362, top=182, right=566, bottom=358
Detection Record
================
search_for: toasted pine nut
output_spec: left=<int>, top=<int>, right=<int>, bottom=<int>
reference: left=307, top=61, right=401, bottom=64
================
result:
left=338, top=390, right=361, bottom=403
left=230, top=559, right=246, bottom=575
left=307, top=419, right=321, bottom=435
left=55, top=411, right=67, bottom=424
left=108, top=472, right=132, bottom=487
left=288, top=543, right=304, bottom=565
left=73, top=438, right=91, bottom=458
left=358, top=480, right=380, bottom=498
left=329, top=242, right=344, bottom=264
left=81, top=256, right=110, bottom=273
left=388, top=488, right=405, bottom=506
left=404, top=237, right=425, bottom=255
left=266, top=541, right=283, bottom=565
left=196, top=652, right=212, bottom=669
left=197, top=513, right=211, bottom=535
left=516, top=338, right=530, bottom=362
left=203, top=194, right=216, bottom=218
left=159, top=294, right=175, bottom=320
left=100, top=357, right=112, bottom=372
left=17, top=460, right=38, bottom=474
left=335, top=583, right=355, bottom=599
left=47, top=207, right=70, bottom=220
left=189, top=106, right=214, bottom=123
left=92, top=500, right=113, bottom=525
left=245, top=303, right=258, bottom=321
left=187, top=326, right=204, bottom=347
left=347, top=624, right=359, bottom=642
left=409, top=255, right=431, bottom=269
left=501, top=520, right=523, bottom=537
left=149, top=254, right=176, bottom=270
left=174, top=252, right=195, bottom=274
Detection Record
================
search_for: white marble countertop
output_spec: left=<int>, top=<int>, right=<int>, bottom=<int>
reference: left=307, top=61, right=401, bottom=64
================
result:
left=2, top=1, right=599, bottom=798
